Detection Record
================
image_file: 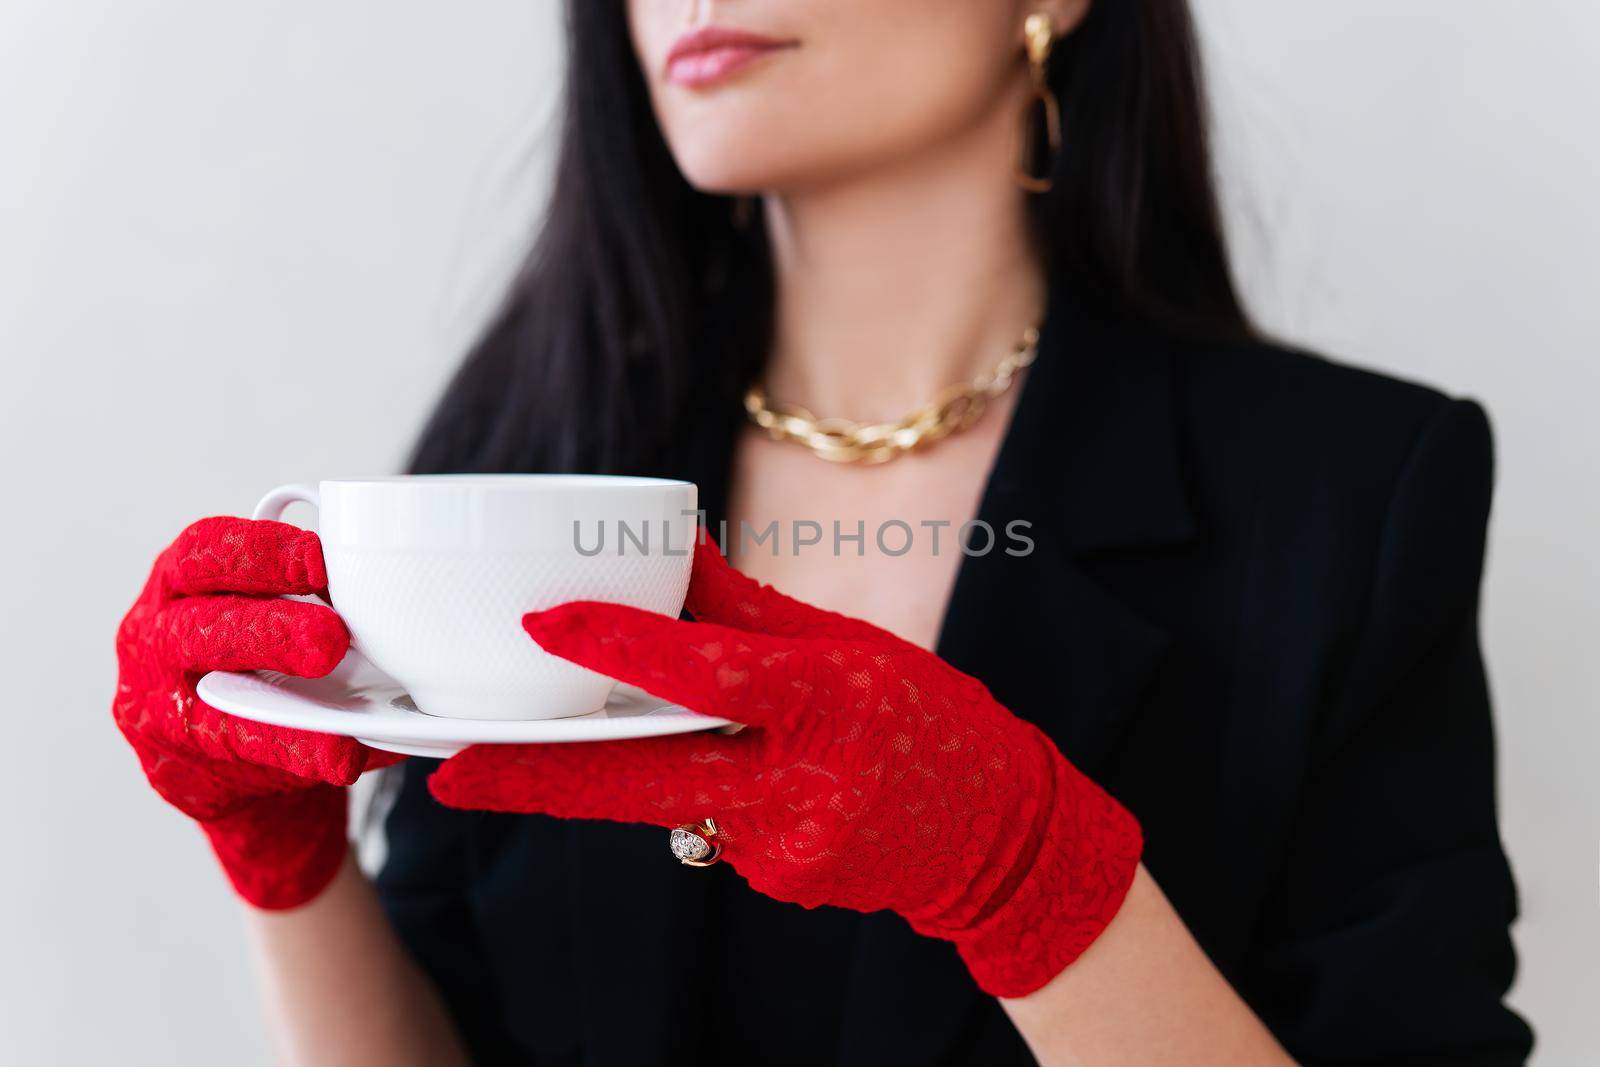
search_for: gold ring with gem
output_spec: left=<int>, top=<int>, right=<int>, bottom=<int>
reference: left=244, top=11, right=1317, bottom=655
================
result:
left=669, top=819, right=722, bottom=867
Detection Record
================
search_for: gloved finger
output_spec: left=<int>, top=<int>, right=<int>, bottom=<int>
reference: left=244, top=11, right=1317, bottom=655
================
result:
left=523, top=601, right=864, bottom=730
left=156, top=595, right=349, bottom=678
left=206, top=711, right=397, bottom=786
left=160, top=517, right=330, bottom=598
left=427, top=732, right=747, bottom=827
left=686, top=533, right=904, bottom=646
left=116, top=695, right=394, bottom=788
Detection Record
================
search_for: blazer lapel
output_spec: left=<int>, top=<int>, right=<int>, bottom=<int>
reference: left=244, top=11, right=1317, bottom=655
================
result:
left=840, top=294, right=1200, bottom=1065
left=942, top=290, right=1195, bottom=773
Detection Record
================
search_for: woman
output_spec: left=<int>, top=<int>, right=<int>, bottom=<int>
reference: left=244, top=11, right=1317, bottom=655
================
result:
left=112, top=2, right=1533, bottom=1064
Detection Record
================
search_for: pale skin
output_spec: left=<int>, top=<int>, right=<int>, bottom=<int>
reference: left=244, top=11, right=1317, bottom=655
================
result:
left=247, top=2, right=1295, bottom=1063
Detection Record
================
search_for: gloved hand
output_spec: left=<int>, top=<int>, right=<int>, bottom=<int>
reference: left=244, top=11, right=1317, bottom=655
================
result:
left=113, top=516, right=400, bottom=909
left=429, top=536, right=1141, bottom=997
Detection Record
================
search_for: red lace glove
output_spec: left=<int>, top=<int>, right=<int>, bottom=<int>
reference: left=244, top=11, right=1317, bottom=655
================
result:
left=429, top=537, right=1141, bottom=996
left=113, top=517, right=399, bottom=909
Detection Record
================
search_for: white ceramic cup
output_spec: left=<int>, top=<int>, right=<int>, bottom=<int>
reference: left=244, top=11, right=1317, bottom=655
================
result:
left=253, top=475, right=697, bottom=721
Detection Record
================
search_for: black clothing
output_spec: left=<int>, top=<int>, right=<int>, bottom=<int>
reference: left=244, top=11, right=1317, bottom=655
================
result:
left=376, top=293, right=1532, bottom=1065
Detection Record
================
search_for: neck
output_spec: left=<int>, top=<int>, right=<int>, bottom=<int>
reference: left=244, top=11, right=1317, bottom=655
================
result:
left=758, top=96, right=1045, bottom=422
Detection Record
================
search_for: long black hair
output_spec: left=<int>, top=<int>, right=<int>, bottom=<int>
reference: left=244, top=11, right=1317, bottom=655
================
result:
left=410, top=0, right=1247, bottom=477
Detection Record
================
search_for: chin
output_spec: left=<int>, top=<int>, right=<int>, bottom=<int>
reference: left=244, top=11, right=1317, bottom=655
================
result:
left=668, top=141, right=788, bottom=195
left=658, top=105, right=821, bottom=193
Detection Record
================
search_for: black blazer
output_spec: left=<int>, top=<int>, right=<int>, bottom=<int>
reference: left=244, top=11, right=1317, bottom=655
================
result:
left=374, top=294, right=1532, bottom=1066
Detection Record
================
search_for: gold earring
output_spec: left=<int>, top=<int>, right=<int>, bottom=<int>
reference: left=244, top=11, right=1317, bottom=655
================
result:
left=1015, top=12, right=1062, bottom=194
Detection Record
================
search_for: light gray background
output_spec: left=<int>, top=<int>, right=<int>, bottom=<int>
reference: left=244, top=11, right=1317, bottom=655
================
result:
left=1, top=2, right=1593, bottom=1063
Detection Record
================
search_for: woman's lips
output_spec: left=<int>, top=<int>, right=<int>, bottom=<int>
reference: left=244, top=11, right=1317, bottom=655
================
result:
left=664, top=26, right=797, bottom=88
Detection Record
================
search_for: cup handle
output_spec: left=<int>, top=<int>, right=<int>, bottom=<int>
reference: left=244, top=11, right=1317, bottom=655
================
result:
left=253, top=482, right=320, bottom=522
left=251, top=484, right=335, bottom=610
left=251, top=483, right=380, bottom=683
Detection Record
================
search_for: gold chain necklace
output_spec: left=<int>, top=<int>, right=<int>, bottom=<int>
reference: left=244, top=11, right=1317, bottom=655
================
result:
left=744, top=326, right=1040, bottom=464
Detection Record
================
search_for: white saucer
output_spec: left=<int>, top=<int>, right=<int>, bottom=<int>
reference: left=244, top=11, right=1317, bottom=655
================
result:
left=197, top=651, right=732, bottom=758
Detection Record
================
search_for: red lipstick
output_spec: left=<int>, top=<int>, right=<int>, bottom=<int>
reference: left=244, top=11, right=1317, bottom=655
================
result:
left=664, top=26, right=796, bottom=89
